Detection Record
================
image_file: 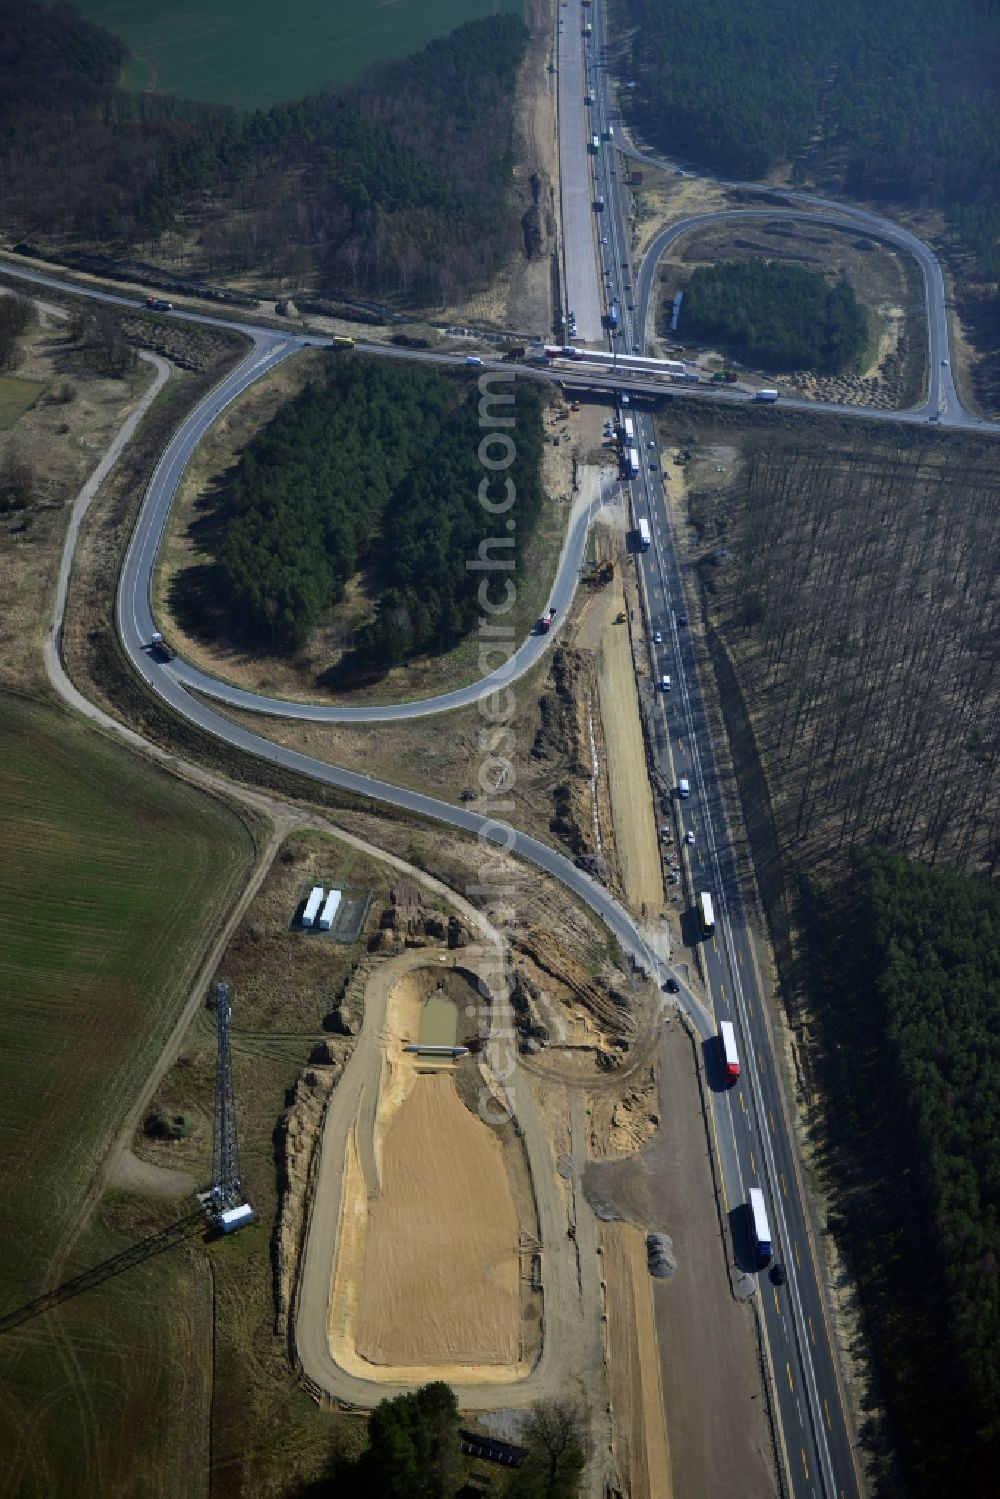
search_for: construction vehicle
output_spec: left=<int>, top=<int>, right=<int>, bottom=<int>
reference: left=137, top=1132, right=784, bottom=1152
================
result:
left=584, top=556, right=615, bottom=585
left=614, top=610, right=627, bottom=624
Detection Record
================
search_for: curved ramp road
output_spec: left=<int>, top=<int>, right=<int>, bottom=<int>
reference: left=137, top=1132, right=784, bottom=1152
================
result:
left=616, top=145, right=989, bottom=432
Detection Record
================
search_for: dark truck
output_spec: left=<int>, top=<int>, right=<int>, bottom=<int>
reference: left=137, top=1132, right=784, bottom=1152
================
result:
left=150, top=631, right=176, bottom=662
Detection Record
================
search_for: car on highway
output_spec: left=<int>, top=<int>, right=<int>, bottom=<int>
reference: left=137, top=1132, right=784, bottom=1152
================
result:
left=652, top=629, right=662, bottom=644
left=660, top=674, right=671, bottom=691
left=941, top=358, right=949, bottom=366
left=684, top=829, right=695, bottom=845
left=144, top=296, right=173, bottom=311
left=676, top=614, right=687, bottom=626
left=648, top=439, right=656, bottom=448
left=770, top=1263, right=787, bottom=1286
left=626, top=302, right=634, bottom=311
left=664, top=978, right=679, bottom=994
left=465, top=355, right=484, bottom=367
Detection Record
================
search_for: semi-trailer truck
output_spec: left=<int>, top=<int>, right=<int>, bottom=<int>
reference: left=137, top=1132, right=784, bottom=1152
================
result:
left=698, top=891, right=715, bottom=937
left=719, top=1021, right=741, bottom=1084
left=626, top=447, right=640, bottom=479
left=753, top=389, right=779, bottom=402
left=637, top=518, right=651, bottom=550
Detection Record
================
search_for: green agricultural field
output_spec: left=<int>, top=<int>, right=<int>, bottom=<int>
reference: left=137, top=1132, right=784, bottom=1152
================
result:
left=0, top=375, right=46, bottom=430
left=0, top=692, right=257, bottom=1498
left=77, top=0, right=519, bottom=109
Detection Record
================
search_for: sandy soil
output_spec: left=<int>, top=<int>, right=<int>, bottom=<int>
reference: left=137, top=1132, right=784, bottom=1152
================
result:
left=584, top=1019, right=774, bottom=1498
left=355, top=1072, right=521, bottom=1367
left=594, top=573, right=664, bottom=917
left=324, top=955, right=533, bottom=1381
left=601, top=1222, right=672, bottom=1499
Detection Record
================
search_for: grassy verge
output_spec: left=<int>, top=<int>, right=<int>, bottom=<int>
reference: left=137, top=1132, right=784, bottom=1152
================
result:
left=0, top=690, right=259, bottom=1498
left=0, top=374, right=46, bottom=428
left=132, top=828, right=394, bottom=1497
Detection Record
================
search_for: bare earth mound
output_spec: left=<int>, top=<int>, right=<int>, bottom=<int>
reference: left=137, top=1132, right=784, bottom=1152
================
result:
left=355, top=1071, right=520, bottom=1367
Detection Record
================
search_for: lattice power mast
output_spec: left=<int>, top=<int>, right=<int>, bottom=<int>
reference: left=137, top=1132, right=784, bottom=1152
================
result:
left=210, top=982, right=243, bottom=1213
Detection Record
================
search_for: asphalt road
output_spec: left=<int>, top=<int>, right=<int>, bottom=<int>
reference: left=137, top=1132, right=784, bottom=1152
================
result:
left=587, top=5, right=863, bottom=1489
left=2, top=9, right=996, bottom=1487
left=557, top=0, right=604, bottom=343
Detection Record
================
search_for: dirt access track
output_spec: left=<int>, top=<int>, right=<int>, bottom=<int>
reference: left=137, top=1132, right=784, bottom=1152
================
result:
left=294, top=948, right=586, bottom=1406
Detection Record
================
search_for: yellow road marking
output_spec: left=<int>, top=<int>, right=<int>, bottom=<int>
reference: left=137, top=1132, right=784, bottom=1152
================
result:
left=801, top=1450, right=810, bottom=1482
left=769, top=1110, right=775, bottom=1129
left=824, top=1399, right=833, bottom=1431
left=780, top=1173, right=788, bottom=1196
left=807, top=1316, right=816, bottom=1346
left=774, top=1289, right=781, bottom=1316
left=737, top=947, right=744, bottom=965
left=749, top=1150, right=757, bottom=1175
left=758, top=1050, right=765, bottom=1073
left=719, top=983, right=726, bottom=999
left=739, top=1093, right=746, bottom=1114
left=793, top=1241, right=802, bottom=1269
left=786, top=1362, right=794, bottom=1392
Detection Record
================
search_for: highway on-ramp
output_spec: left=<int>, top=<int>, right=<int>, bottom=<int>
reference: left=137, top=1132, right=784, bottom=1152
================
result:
left=4, top=4, right=996, bottom=1486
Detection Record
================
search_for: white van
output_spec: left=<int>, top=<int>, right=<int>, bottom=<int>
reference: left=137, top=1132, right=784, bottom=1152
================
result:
left=465, top=355, right=484, bottom=367
left=678, top=777, right=690, bottom=798
left=660, top=674, right=671, bottom=692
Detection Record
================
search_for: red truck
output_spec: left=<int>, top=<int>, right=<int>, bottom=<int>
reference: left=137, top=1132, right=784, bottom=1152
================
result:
left=537, top=607, right=556, bottom=634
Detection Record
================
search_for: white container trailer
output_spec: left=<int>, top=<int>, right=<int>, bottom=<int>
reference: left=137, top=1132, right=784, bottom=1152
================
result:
left=318, top=889, right=342, bottom=932
left=748, top=1187, right=773, bottom=1265
left=302, top=885, right=324, bottom=927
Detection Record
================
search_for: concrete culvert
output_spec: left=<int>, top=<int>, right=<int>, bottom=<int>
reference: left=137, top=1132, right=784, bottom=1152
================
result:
left=646, top=1231, right=676, bottom=1278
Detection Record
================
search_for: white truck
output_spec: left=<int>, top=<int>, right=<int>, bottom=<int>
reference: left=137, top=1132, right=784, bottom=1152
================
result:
left=753, top=389, right=779, bottom=403
left=719, top=1020, right=741, bottom=1084
left=748, top=1187, right=773, bottom=1266
left=637, top=517, right=651, bottom=550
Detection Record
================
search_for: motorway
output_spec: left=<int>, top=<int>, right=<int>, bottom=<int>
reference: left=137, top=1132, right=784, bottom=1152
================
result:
left=580, top=2, right=860, bottom=1494
left=4, top=3, right=998, bottom=1491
